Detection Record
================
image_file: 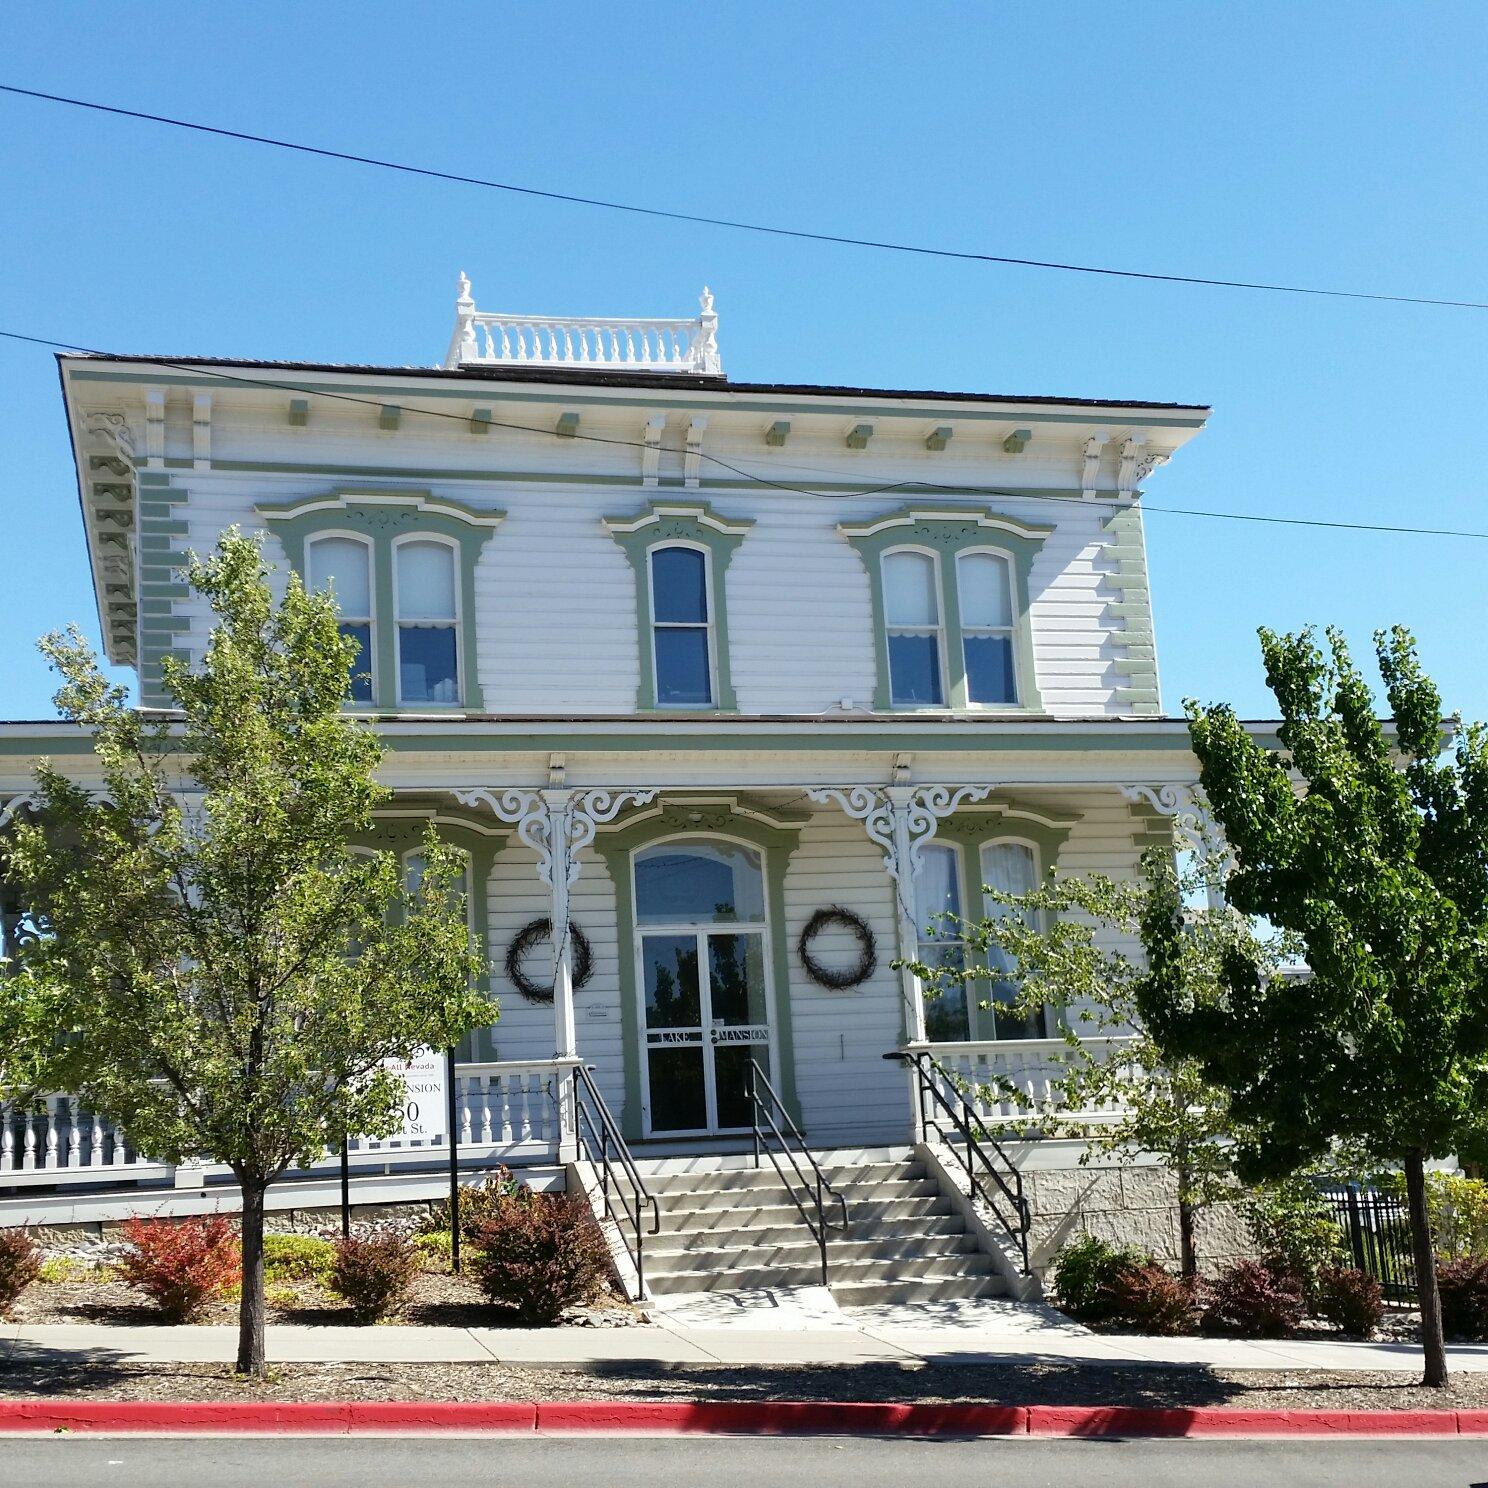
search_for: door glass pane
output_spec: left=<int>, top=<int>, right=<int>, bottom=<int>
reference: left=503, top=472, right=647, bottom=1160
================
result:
left=884, top=551, right=938, bottom=625
left=399, top=626, right=459, bottom=703
left=965, top=634, right=1017, bottom=704
left=308, top=537, right=371, bottom=616
left=651, top=546, right=708, bottom=624
left=641, top=934, right=701, bottom=1027
left=635, top=843, right=765, bottom=925
left=713, top=1041, right=769, bottom=1130
left=340, top=621, right=373, bottom=703
left=708, top=934, right=767, bottom=1027
left=958, top=553, right=1012, bottom=627
left=981, top=842, right=1045, bottom=1039
left=397, top=541, right=457, bottom=621
left=648, top=1045, right=708, bottom=1132
left=888, top=633, right=942, bottom=705
left=916, top=845, right=968, bottom=1040
left=655, top=627, right=712, bottom=706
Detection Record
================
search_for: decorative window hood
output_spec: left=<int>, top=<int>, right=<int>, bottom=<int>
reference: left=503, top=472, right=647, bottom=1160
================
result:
left=443, top=274, right=722, bottom=375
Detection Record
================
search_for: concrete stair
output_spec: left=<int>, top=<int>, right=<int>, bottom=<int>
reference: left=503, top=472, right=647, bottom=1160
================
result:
left=633, top=1148, right=1008, bottom=1303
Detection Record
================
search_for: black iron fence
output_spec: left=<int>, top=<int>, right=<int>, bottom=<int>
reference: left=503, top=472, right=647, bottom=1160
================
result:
left=1317, top=1183, right=1417, bottom=1302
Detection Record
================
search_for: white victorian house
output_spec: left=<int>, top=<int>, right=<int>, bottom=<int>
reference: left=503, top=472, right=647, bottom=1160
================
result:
left=0, top=283, right=1253, bottom=1296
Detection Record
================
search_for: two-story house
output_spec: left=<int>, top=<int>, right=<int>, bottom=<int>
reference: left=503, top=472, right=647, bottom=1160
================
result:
left=0, top=281, right=1245, bottom=1295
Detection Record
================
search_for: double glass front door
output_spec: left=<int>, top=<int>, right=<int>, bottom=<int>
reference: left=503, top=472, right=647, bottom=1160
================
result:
left=633, top=840, right=773, bottom=1136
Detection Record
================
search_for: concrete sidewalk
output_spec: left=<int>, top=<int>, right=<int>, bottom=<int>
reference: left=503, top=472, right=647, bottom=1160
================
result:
left=5, top=1292, right=1488, bottom=1372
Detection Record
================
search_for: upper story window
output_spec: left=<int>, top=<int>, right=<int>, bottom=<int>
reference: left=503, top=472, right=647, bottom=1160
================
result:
left=839, top=506, right=1052, bottom=714
left=958, top=551, right=1017, bottom=705
left=395, top=539, right=460, bottom=705
left=307, top=535, right=374, bottom=704
left=883, top=550, right=944, bottom=707
left=649, top=544, right=713, bottom=707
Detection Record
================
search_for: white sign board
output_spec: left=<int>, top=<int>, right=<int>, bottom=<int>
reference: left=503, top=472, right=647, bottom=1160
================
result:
left=381, top=1048, right=448, bottom=1142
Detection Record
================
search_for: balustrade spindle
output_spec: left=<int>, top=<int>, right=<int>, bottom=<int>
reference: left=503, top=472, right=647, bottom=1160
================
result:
left=89, top=1109, right=104, bottom=1166
left=1, top=1108, right=13, bottom=1172
left=67, top=1096, right=81, bottom=1168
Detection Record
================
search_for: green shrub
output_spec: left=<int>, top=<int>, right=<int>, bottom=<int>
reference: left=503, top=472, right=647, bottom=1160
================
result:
left=1376, top=1172, right=1488, bottom=1261
left=1437, top=1255, right=1488, bottom=1340
left=328, top=1232, right=421, bottom=1322
left=1050, top=1235, right=1146, bottom=1327
left=413, top=1231, right=454, bottom=1271
left=423, top=1168, right=520, bottom=1243
left=1242, top=1181, right=1344, bottom=1293
left=470, top=1187, right=611, bottom=1325
left=38, top=1255, right=89, bottom=1285
left=1201, top=1259, right=1305, bottom=1337
left=263, top=1234, right=336, bottom=1285
left=0, top=1231, right=42, bottom=1316
left=118, top=1215, right=240, bottom=1323
left=1314, top=1265, right=1384, bottom=1338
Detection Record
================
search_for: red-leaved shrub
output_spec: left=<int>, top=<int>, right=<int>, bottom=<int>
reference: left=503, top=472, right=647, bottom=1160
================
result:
left=1098, top=1260, right=1196, bottom=1336
left=470, top=1187, right=611, bottom=1324
left=118, top=1215, right=241, bottom=1323
left=1314, top=1265, right=1384, bottom=1338
left=1201, top=1258, right=1305, bottom=1337
left=1437, top=1255, right=1488, bottom=1341
left=329, top=1232, right=421, bottom=1321
left=0, top=1230, right=41, bottom=1316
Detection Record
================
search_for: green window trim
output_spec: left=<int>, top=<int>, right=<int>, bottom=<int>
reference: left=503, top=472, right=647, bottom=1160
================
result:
left=601, top=501, right=753, bottom=713
left=353, top=804, right=507, bottom=1061
left=258, top=490, right=504, bottom=712
left=930, top=802, right=1075, bottom=1041
left=838, top=506, right=1051, bottom=713
left=593, top=796, right=806, bottom=1142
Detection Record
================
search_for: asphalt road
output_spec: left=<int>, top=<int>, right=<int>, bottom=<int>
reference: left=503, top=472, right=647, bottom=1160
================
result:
left=3, top=1436, right=1488, bottom=1487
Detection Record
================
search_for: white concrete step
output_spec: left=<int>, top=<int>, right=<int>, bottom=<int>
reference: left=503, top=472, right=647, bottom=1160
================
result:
left=647, top=1230, right=983, bottom=1275
left=647, top=1177, right=943, bottom=1212
left=659, top=1195, right=955, bottom=1233
left=642, top=1161, right=924, bottom=1198
left=646, top=1251, right=999, bottom=1295
left=830, top=1273, right=1011, bottom=1305
left=656, top=1211, right=966, bottom=1249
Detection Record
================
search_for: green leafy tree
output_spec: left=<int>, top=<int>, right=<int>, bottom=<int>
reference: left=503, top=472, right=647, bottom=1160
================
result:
left=0, top=532, right=491, bottom=1377
left=1140, top=625, right=1488, bottom=1387
left=913, top=847, right=1289, bottom=1278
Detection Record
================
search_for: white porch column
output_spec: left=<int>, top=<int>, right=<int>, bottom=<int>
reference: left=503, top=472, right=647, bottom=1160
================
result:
left=1120, top=783, right=1230, bottom=907
left=453, top=784, right=656, bottom=1059
left=808, top=782, right=994, bottom=1046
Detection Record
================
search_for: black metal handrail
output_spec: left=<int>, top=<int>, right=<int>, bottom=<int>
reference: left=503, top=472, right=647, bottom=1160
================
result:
left=885, top=1049, right=1032, bottom=1274
left=745, top=1056, right=849, bottom=1286
left=571, top=1062, right=661, bottom=1299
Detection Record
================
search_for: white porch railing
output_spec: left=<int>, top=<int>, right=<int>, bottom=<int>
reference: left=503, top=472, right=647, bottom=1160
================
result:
left=920, top=1036, right=1140, bottom=1130
left=0, top=1059, right=572, bottom=1192
left=444, top=276, right=722, bottom=375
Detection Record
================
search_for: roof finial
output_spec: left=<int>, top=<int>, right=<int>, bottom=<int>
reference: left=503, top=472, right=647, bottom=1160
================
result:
left=700, top=285, right=714, bottom=314
left=456, top=270, right=474, bottom=310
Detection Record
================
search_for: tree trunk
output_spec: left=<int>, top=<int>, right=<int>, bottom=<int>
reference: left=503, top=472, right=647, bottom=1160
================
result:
left=236, top=1178, right=268, bottom=1378
left=1176, top=1154, right=1197, bottom=1280
left=1404, top=1147, right=1448, bottom=1389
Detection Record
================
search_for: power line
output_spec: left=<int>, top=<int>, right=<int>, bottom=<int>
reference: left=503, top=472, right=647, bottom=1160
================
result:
left=5, top=324, right=1488, bottom=542
left=3, top=81, right=1486, bottom=314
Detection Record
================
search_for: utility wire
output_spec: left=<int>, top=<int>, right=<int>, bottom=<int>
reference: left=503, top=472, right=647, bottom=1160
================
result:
left=3, top=81, right=1487, bottom=314
left=5, top=325, right=1488, bottom=542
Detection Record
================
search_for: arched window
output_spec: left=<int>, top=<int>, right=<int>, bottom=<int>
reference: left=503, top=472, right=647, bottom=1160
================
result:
left=632, top=839, right=770, bottom=1134
left=914, top=842, right=969, bottom=1040
left=395, top=539, right=460, bottom=705
left=980, top=840, right=1046, bottom=1039
left=883, top=550, right=944, bottom=706
left=649, top=545, right=713, bottom=707
left=306, top=535, right=374, bottom=703
left=958, top=551, right=1018, bottom=705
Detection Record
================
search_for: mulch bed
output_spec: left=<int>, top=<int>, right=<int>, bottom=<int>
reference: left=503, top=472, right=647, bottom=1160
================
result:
left=0, top=1357, right=1484, bottom=1410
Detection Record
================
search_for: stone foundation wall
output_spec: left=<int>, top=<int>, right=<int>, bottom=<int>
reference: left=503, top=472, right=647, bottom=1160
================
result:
left=1023, top=1161, right=1253, bottom=1281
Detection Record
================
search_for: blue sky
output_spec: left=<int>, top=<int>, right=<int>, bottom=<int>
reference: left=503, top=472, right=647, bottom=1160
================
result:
left=3, top=2, right=1485, bottom=722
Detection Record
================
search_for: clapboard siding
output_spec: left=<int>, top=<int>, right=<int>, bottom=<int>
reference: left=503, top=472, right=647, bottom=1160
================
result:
left=165, top=465, right=1138, bottom=717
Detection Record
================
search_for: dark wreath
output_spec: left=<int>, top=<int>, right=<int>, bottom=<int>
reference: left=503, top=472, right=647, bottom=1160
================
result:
left=797, top=905, right=877, bottom=990
left=504, top=917, right=595, bottom=1004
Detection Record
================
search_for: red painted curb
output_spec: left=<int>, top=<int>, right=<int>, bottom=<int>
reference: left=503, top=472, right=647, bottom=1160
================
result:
left=0, top=1399, right=1484, bottom=1436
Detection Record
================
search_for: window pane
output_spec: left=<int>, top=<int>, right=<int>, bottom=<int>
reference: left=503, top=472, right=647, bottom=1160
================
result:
left=888, top=633, right=942, bottom=705
left=397, top=541, right=457, bottom=621
left=883, top=551, right=938, bottom=626
left=915, top=844, right=961, bottom=930
left=651, top=546, right=708, bottom=624
left=635, top=843, right=765, bottom=925
left=655, top=627, right=713, bottom=706
left=920, top=941, right=970, bottom=1041
left=648, top=1045, right=707, bottom=1132
left=981, top=841, right=1042, bottom=1039
left=708, top=933, right=768, bottom=1026
left=340, top=622, right=373, bottom=703
left=959, top=552, right=1013, bottom=627
left=713, top=1041, right=769, bottom=1129
left=307, top=538, right=370, bottom=617
left=965, top=634, right=1018, bottom=704
left=399, top=625, right=459, bottom=703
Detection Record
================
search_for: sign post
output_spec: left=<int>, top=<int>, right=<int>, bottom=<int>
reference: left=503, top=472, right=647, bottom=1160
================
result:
left=445, top=1049, right=461, bottom=1273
